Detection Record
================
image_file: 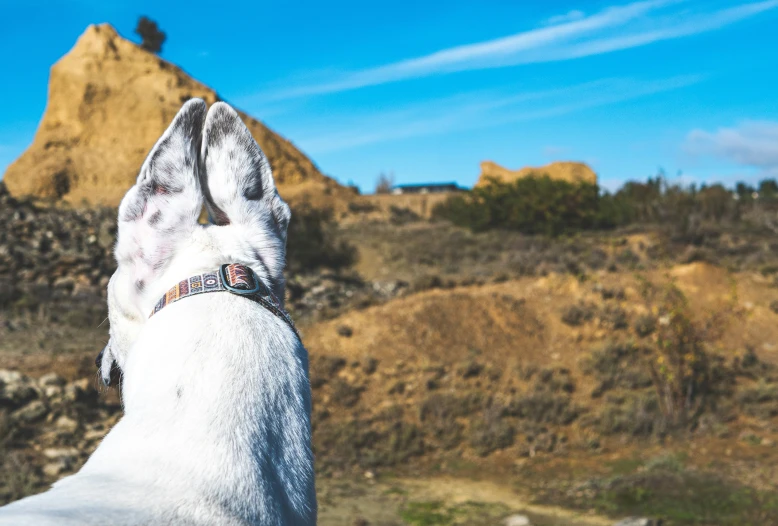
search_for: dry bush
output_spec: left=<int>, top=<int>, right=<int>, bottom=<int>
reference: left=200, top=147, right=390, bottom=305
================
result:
left=286, top=204, right=357, bottom=274
left=560, top=303, right=595, bottom=326
left=309, top=355, right=347, bottom=389
left=469, top=406, right=515, bottom=456
left=584, top=342, right=654, bottom=397
left=419, top=392, right=483, bottom=450
left=640, top=279, right=738, bottom=428
left=737, top=380, right=778, bottom=419
left=374, top=172, right=394, bottom=195
left=503, top=370, right=580, bottom=426
left=329, top=380, right=364, bottom=408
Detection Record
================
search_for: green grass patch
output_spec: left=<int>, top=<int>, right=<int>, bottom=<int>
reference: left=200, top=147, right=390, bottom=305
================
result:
left=606, top=456, right=645, bottom=476
left=400, top=500, right=513, bottom=526
left=594, top=470, right=778, bottom=525
left=401, top=501, right=452, bottom=526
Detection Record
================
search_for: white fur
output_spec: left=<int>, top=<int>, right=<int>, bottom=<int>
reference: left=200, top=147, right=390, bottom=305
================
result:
left=0, top=100, right=316, bottom=525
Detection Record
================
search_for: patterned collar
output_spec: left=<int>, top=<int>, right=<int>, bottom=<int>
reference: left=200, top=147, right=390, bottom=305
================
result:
left=150, top=263, right=299, bottom=339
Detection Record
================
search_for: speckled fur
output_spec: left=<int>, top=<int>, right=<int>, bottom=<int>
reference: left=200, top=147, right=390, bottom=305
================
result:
left=0, top=100, right=316, bottom=525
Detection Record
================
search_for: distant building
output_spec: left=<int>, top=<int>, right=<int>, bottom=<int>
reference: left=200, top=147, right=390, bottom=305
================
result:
left=390, top=182, right=465, bottom=195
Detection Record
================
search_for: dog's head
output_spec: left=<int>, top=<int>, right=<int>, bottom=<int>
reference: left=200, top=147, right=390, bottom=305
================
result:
left=98, top=99, right=292, bottom=386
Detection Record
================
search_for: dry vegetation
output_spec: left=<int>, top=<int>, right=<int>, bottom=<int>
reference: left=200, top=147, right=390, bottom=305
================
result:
left=3, top=183, right=778, bottom=525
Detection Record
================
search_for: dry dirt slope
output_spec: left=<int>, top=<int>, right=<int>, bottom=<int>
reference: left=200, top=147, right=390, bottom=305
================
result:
left=305, top=261, right=778, bottom=367
left=303, top=263, right=778, bottom=483
left=2, top=24, right=348, bottom=207
left=3, top=261, right=778, bottom=523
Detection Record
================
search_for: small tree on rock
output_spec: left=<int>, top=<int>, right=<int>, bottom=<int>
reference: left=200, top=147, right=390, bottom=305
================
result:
left=135, top=16, right=166, bottom=54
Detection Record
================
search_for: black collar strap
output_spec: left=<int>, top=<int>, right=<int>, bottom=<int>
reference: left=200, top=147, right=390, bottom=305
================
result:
left=150, top=263, right=299, bottom=339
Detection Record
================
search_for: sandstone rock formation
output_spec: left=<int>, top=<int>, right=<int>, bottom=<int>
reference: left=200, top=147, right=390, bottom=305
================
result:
left=477, top=160, right=597, bottom=187
left=3, top=24, right=341, bottom=206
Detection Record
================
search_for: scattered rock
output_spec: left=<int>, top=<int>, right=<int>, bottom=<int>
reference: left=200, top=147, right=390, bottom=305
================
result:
left=43, top=461, right=68, bottom=478
left=0, top=184, right=117, bottom=305
left=337, top=325, right=354, bottom=337
left=64, top=378, right=98, bottom=405
left=39, top=373, right=66, bottom=387
left=613, top=518, right=662, bottom=526
left=43, top=385, right=64, bottom=399
left=0, top=370, right=39, bottom=408
left=53, top=276, right=76, bottom=292
left=503, top=514, right=531, bottom=526
left=11, top=400, right=48, bottom=423
left=42, top=447, right=80, bottom=462
left=286, top=273, right=408, bottom=324
left=55, top=415, right=79, bottom=433
left=361, top=356, right=378, bottom=375
left=40, top=447, right=82, bottom=477
left=83, top=428, right=108, bottom=442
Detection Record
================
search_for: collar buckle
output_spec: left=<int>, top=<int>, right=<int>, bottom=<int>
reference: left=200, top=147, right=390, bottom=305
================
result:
left=219, top=264, right=262, bottom=295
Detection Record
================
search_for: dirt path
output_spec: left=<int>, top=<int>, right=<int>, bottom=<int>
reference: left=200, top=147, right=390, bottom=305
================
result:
left=318, top=476, right=613, bottom=526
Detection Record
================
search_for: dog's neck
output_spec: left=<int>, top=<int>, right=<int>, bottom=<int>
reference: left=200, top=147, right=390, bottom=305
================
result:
left=91, top=288, right=314, bottom=523
left=135, top=226, right=287, bottom=318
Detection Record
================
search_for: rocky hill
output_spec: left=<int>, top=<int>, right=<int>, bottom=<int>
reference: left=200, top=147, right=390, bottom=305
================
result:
left=3, top=181, right=778, bottom=522
left=4, top=261, right=778, bottom=525
left=2, top=24, right=344, bottom=206
left=477, top=161, right=597, bottom=187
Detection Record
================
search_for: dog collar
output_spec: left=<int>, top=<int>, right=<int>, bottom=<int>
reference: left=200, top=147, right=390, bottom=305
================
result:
left=150, top=263, right=299, bottom=339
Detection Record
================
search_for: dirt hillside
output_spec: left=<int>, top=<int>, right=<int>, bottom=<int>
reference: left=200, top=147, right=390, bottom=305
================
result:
left=2, top=24, right=345, bottom=206
left=3, top=182, right=778, bottom=523
left=477, top=161, right=597, bottom=186
left=304, top=262, right=778, bottom=387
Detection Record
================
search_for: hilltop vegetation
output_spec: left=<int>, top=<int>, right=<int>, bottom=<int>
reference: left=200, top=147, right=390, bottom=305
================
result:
left=433, top=174, right=778, bottom=237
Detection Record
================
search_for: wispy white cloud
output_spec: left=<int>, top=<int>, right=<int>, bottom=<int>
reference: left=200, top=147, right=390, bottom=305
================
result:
left=263, top=0, right=775, bottom=100
left=543, top=145, right=568, bottom=157
left=271, top=0, right=676, bottom=99
left=545, top=9, right=587, bottom=26
left=684, top=121, right=778, bottom=175
left=544, top=0, right=778, bottom=62
left=299, top=74, right=704, bottom=153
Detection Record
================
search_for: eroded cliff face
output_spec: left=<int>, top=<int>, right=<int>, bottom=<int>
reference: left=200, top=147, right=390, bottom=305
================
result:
left=478, top=160, right=597, bottom=186
left=3, top=24, right=338, bottom=206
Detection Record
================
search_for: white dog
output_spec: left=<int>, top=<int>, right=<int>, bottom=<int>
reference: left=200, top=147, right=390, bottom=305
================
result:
left=0, top=100, right=317, bottom=525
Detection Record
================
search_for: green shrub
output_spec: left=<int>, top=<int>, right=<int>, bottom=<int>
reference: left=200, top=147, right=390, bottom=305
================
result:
left=432, top=173, right=778, bottom=236
left=432, top=175, right=603, bottom=236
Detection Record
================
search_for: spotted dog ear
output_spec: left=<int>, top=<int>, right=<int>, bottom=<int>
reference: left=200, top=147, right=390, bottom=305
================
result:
left=199, top=102, right=291, bottom=232
left=199, top=103, right=292, bottom=294
left=96, top=340, right=119, bottom=387
left=115, top=98, right=207, bottom=308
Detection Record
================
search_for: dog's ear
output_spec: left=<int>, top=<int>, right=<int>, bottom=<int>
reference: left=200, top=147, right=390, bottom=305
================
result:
left=199, top=103, right=292, bottom=298
left=96, top=340, right=118, bottom=387
left=199, top=102, right=291, bottom=239
left=115, top=98, right=207, bottom=305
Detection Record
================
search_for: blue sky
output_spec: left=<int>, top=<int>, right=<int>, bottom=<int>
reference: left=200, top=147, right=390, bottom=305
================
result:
left=1, top=0, right=777, bottom=192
